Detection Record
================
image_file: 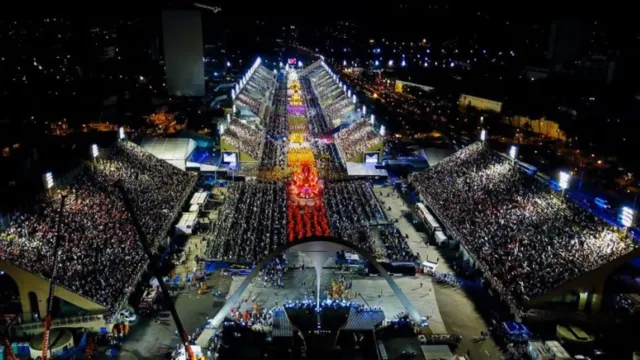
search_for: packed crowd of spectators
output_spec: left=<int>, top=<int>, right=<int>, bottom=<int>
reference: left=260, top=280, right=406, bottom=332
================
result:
left=409, top=142, right=636, bottom=306
left=378, top=226, right=418, bottom=262
left=261, top=138, right=287, bottom=169
left=208, top=182, right=287, bottom=263
left=265, top=75, right=288, bottom=137
left=300, top=74, right=331, bottom=135
left=235, top=65, right=276, bottom=118
left=312, top=141, right=346, bottom=179
left=334, top=119, right=383, bottom=160
left=324, top=181, right=391, bottom=254
left=0, top=141, right=195, bottom=313
left=221, top=119, right=265, bottom=160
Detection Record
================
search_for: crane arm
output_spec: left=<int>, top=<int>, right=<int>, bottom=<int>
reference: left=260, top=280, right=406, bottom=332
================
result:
left=42, top=195, right=67, bottom=360
left=116, top=183, right=197, bottom=360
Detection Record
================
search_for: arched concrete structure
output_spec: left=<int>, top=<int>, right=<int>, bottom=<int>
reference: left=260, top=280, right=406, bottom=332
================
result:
left=210, top=236, right=422, bottom=328
left=0, top=260, right=106, bottom=322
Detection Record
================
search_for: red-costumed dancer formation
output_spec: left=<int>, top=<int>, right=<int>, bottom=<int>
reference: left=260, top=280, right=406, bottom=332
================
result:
left=287, top=162, right=331, bottom=241
left=287, top=202, right=331, bottom=242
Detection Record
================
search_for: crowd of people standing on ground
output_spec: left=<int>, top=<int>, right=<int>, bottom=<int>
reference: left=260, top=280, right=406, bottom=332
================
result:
left=0, top=141, right=196, bottom=314
left=208, top=182, right=287, bottom=263
left=409, top=142, right=636, bottom=306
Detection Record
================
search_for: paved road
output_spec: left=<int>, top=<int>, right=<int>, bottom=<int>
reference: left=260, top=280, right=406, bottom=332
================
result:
left=374, top=184, right=502, bottom=360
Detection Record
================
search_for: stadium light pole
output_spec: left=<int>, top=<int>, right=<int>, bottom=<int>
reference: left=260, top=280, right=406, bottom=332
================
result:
left=370, top=114, right=375, bottom=125
left=91, top=144, right=99, bottom=162
left=621, top=207, right=635, bottom=235
left=43, top=172, right=54, bottom=191
left=480, top=129, right=487, bottom=142
left=509, top=145, right=518, bottom=164
left=380, top=125, right=385, bottom=136
left=559, top=171, right=570, bottom=197
left=118, top=127, right=125, bottom=140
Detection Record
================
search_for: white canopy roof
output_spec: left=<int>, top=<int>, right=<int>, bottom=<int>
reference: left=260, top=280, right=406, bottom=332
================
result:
left=141, top=138, right=197, bottom=161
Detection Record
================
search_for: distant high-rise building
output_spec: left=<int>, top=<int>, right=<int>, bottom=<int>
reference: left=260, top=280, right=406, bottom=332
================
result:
left=548, top=18, right=584, bottom=72
left=162, top=10, right=205, bottom=96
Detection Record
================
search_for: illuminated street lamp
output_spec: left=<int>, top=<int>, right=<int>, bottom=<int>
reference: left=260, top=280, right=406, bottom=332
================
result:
left=620, top=207, right=635, bottom=228
left=559, top=171, right=570, bottom=196
left=118, top=127, right=125, bottom=140
left=480, top=129, right=487, bottom=142
left=91, top=144, right=99, bottom=160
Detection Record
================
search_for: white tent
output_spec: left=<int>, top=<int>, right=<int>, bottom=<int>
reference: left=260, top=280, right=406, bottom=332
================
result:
left=141, top=138, right=197, bottom=170
left=176, top=212, right=198, bottom=235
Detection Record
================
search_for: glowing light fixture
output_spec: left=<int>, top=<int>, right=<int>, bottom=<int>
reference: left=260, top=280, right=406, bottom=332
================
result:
left=44, top=172, right=54, bottom=189
left=91, top=144, right=99, bottom=159
left=559, top=171, right=570, bottom=190
left=621, top=207, right=635, bottom=227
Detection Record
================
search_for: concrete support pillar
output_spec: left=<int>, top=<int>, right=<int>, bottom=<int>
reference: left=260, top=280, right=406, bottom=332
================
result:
left=590, top=281, right=605, bottom=313
left=577, top=291, right=588, bottom=311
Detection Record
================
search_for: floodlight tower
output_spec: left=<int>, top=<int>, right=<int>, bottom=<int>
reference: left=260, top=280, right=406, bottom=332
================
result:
left=559, top=171, right=570, bottom=196
left=620, top=207, right=635, bottom=235
left=509, top=145, right=518, bottom=164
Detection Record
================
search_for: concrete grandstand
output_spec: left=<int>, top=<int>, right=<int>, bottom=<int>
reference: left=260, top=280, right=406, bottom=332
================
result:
left=0, top=140, right=196, bottom=332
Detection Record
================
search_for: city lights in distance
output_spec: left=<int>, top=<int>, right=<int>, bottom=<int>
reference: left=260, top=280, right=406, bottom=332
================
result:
left=559, top=171, right=570, bottom=190
left=388, top=60, right=394, bottom=67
